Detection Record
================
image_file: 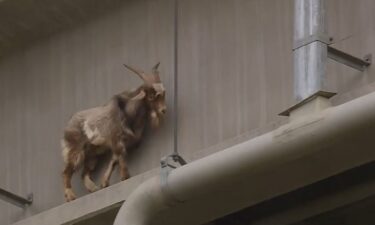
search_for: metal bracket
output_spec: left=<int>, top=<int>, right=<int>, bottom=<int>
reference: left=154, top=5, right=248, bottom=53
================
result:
left=0, top=188, right=33, bottom=208
left=293, top=34, right=332, bottom=50
left=327, top=46, right=371, bottom=72
left=160, top=153, right=187, bottom=204
left=294, top=34, right=371, bottom=72
left=160, top=153, right=187, bottom=184
left=161, top=153, right=187, bottom=170
left=279, top=91, right=336, bottom=116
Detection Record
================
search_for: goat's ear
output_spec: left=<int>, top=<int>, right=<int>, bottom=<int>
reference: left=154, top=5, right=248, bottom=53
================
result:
left=126, top=90, right=146, bottom=117
left=130, top=90, right=146, bottom=101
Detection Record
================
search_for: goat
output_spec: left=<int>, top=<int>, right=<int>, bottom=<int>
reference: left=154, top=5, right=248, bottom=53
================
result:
left=61, top=63, right=167, bottom=202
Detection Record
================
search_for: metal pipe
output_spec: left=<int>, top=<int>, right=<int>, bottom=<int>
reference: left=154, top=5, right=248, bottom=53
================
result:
left=173, top=0, right=179, bottom=155
left=294, top=0, right=328, bottom=101
left=113, top=90, right=375, bottom=225
left=112, top=2, right=369, bottom=224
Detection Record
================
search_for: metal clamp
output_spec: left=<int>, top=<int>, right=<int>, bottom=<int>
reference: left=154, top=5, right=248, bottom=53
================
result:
left=161, top=153, right=187, bottom=169
left=0, top=188, right=33, bottom=208
left=160, top=153, right=187, bottom=204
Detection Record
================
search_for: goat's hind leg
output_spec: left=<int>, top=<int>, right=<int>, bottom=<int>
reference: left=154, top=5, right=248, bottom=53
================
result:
left=62, top=164, right=76, bottom=202
left=82, top=156, right=99, bottom=192
left=62, top=147, right=84, bottom=202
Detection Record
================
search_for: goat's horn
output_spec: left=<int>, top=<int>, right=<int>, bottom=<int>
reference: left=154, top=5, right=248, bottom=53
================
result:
left=123, top=64, right=146, bottom=81
left=152, top=62, right=160, bottom=73
left=152, top=62, right=161, bottom=82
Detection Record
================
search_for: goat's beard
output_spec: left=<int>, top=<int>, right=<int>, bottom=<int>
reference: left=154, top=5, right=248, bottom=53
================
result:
left=149, top=110, right=162, bottom=129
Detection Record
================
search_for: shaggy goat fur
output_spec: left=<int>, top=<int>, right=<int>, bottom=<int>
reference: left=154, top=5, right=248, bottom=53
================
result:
left=62, top=63, right=166, bottom=202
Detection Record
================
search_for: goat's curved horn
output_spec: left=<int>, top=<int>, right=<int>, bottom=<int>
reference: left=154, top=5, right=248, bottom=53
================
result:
left=123, top=64, right=147, bottom=81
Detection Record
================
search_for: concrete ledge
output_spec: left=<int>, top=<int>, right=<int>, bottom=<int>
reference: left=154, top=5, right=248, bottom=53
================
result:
left=12, top=169, right=159, bottom=225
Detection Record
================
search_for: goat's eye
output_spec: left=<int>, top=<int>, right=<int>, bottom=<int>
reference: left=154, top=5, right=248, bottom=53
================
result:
left=148, top=95, right=155, bottom=101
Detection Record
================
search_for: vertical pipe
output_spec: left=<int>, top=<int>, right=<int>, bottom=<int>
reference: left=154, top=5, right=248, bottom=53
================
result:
left=173, top=0, right=179, bottom=155
left=294, top=0, right=328, bottom=102
left=161, top=0, right=186, bottom=167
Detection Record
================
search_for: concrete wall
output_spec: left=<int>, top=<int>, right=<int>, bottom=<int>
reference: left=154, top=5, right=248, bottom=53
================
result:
left=177, top=0, right=293, bottom=158
left=0, top=0, right=175, bottom=224
left=326, top=0, right=375, bottom=98
left=2, top=0, right=375, bottom=224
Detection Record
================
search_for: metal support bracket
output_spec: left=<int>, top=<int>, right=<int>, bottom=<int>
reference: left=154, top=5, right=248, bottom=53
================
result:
left=294, top=35, right=371, bottom=72
left=0, top=188, right=33, bottom=208
left=327, top=46, right=371, bottom=72
left=161, top=153, right=187, bottom=170
left=279, top=91, right=336, bottom=117
left=293, top=34, right=332, bottom=50
left=160, top=153, right=187, bottom=204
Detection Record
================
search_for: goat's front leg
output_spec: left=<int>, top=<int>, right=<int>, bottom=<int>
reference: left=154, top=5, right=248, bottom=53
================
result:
left=101, top=142, right=129, bottom=188
left=118, top=151, right=130, bottom=181
left=101, top=154, right=118, bottom=188
left=114, top=141, right=130, bottom=181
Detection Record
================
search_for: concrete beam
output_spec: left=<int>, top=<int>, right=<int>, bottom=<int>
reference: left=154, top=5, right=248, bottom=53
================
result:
left=11, top=169, right=159, bottom=225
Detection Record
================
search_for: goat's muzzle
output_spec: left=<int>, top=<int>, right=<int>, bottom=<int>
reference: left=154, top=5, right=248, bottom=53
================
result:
left=149, top=108, right=166, bottom=129
left=159, top=106, right=167, bottom=115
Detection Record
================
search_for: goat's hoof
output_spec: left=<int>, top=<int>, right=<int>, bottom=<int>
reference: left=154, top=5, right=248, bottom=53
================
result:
left=121, top=175, right=130, bottom=181
left=85, top=180, right=99, bottom=192
left=88, top=185, right=99, bottom=193
left=101, top=182, right=109, bottom=188
left=64, top=189, right=76, bottom=202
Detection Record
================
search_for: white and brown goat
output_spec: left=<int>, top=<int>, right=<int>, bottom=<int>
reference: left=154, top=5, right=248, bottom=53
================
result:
left=61, top=63, right=166, bottom=202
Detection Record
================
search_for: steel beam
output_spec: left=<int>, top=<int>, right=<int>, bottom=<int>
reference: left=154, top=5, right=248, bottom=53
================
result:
left=0, top=188, right=32, bottom=208
left=328, top=46, right=372, bottom=72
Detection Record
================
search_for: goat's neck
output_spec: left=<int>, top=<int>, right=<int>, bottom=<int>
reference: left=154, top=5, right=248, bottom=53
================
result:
left=124, top=87, right=146, bottom=118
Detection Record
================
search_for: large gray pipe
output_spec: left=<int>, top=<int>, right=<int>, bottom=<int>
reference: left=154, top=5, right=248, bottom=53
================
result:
left=294, top=0, right=328, bottom=101
left=114, top=89, right=375, bottom=225
left=113, top=1, right=374, bottom=224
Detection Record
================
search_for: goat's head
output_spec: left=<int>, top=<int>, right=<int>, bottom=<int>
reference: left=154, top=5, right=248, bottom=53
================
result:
left=124, top=63, right=167, bottom=129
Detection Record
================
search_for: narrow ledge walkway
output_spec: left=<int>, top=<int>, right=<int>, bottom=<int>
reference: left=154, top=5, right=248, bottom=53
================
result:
left=12, top=169, right=159, bottom=225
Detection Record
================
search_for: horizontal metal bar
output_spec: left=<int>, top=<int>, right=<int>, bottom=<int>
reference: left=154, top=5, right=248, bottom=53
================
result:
left=0, top=188, right=32, bottom=208
left=328, top=46, right=371, bottom=72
